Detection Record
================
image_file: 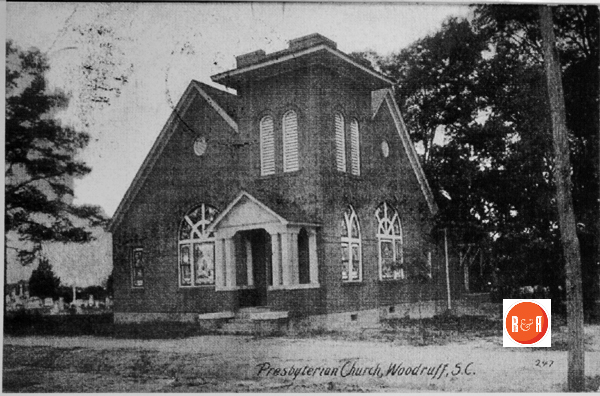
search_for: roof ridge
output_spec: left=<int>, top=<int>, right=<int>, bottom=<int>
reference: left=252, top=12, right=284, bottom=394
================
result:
left=373, top=91, right=438, bottom=215
left=109, top=81, right=239, bottom=232
left=191, top=80, right=237, bottom=97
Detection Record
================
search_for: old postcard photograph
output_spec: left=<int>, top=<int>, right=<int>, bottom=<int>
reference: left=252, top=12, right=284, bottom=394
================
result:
left=4, top=1, right=600, bottom=392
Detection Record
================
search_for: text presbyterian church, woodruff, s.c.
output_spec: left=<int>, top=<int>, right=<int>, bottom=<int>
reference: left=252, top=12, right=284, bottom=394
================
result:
left=256, top=361, right=475, bottom=381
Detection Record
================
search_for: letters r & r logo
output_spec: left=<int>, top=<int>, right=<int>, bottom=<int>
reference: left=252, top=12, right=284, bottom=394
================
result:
left=503, top=299, right=551, bottom=347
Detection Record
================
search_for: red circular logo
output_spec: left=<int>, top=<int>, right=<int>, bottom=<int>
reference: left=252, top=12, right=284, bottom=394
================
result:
left=505, top=301, right=549, bottom=344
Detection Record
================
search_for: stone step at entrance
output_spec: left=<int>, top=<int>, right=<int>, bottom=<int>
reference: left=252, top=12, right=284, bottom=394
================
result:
left=197, top=307, right=289, bottom=335
left=237, top=306, right=288, bottom=320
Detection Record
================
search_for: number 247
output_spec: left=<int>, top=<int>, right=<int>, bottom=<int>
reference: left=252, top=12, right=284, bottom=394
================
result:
left=535, top=360, right=554, bottom=367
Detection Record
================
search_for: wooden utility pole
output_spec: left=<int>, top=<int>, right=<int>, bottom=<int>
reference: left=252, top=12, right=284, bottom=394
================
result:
left=539, top=6, right=585, bottom=391
left=597, top=5, right=600, bottom=335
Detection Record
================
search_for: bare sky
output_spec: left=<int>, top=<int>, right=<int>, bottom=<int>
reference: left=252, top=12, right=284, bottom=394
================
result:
left=6, top=2, right=470, bottom=217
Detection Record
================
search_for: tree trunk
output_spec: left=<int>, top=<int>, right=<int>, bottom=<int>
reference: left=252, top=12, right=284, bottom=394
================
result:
left=597, top=5, right=600, bottom=329
left=4, top=235, right=8, bottom=316
left=539, top=6, right=585, bottom=392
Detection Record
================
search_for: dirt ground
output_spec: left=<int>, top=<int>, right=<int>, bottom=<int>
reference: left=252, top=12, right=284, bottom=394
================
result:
left=3, top=325, right=600, bottom=393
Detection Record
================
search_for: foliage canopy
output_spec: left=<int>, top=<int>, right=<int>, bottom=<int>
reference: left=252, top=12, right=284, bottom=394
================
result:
left=5, top=40, right=107, bottom=265
left=359, top=5, right=598, bottom=310
left=28, top=257, right=61, bottom=299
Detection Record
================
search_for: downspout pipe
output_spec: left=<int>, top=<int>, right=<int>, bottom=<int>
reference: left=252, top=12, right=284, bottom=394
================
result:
left=444, top=228, right=452, bottom=311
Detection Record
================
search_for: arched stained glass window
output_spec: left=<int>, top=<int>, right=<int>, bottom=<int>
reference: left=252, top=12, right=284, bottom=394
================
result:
left=375, top=202, right=404, bottom=280
left=179, top=203, right=219, bottom=287
left=341, top=205, right=361, bottom=282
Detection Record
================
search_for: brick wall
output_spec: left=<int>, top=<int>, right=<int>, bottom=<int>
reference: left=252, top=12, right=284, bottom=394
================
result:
left=113, top=64, right=457, bottom=319
left=238, top=66, right=324, bottom=221
left=113, top=93, right=241, bottom=315
left=314, top=67, right=442, bottom=315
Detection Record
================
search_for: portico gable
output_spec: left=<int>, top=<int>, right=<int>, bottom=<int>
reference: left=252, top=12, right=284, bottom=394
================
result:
left=208, top=191, right=320, bottom=293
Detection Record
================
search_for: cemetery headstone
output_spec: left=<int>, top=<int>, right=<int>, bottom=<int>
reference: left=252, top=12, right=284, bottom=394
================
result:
left=50, top=301, right=60, bottom=314
left=26, top=298, right=42, bottom=309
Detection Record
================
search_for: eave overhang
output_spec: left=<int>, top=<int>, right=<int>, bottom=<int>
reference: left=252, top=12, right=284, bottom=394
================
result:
left=211, top=45, right=394, bottom=90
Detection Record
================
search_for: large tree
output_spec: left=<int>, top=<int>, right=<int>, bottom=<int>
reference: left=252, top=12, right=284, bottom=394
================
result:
left=5, top=41, right=106, bottom=266
left=379, top=18, right=487, bottom=165
left=472, top=5, right=598, bottom=308
left=369, top=5, right=598, bottom=311
left=28, top=257, right=61, bottom=299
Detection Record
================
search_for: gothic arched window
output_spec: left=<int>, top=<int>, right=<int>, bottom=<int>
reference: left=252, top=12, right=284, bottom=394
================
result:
left=350, top=118, right=360, bottom=176
left=178, top=203, right=219, bottom=287
left=341, top=205, right=361, bottom=281
left=282, top=110, right=299, bottom=172
left=334, top=112, right=346, bottom=172
left=260, top=115, right=275, bottom=176
left=375, top=202, right=404, bottom=280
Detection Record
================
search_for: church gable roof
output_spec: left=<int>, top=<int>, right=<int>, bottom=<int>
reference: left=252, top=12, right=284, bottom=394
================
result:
left=373, top=89, right=438, bottom=215
left=109, top=81, right=239, bottom=232
left=192, top=80, right=239, bottom=121
left=207, top=191, right=321, bottom=233
left=208, top=191, right=288, bottom=232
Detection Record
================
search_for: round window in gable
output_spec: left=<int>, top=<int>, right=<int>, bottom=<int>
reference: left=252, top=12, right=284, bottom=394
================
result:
left=193, top=136, right=207, bottom=156
left=381, top=140, right=390, bottom=158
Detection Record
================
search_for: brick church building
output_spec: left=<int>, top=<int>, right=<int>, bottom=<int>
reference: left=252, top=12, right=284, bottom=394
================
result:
left=109, top=34, right=460, bottom=327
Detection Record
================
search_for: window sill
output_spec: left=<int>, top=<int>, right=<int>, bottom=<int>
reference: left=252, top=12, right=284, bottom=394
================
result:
left=337, top=171, right=362, bottom=180
left=215, top=285, right=255, bottom=291
left=341, top=280, right=364, bottom=286
left=178, top=284, right=216, bottom=289
left=258, top=169, right=303, bottom=179
left=268, top=283, right=320, bottom=291
left=378, top=277, right=431, bottom=284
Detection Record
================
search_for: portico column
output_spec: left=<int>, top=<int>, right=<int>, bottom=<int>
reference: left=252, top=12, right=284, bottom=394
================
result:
left=245, top=238, right=254, bottom=287
left=225, top=237, right=236, bottom=287
left=290, top=230, right=299, bottom=285
left=281, top=230, right=299, bottom=286
left=308, top=228, right=319, bottom=284
left=270, top=233, right=281, bottom=286
left=214, top=238, right=225, bottom=289
left=280, top=232, right=291, bottom=286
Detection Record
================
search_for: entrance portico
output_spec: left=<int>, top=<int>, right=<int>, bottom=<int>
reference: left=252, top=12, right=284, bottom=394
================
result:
left=207, top=192, right=320, bottom=306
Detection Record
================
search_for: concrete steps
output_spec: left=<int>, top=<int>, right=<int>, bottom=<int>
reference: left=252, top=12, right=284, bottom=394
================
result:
left=236, top=307, right=288, bottom=320
left=197, top=306, right=289, bottom=335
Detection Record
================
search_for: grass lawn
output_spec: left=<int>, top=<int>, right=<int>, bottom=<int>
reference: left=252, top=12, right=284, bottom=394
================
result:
left=4, top=312, right=213, bottom=339
left=4, top=309, right=600, bottom=392
left=2, top=308, right=595, bottom=348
